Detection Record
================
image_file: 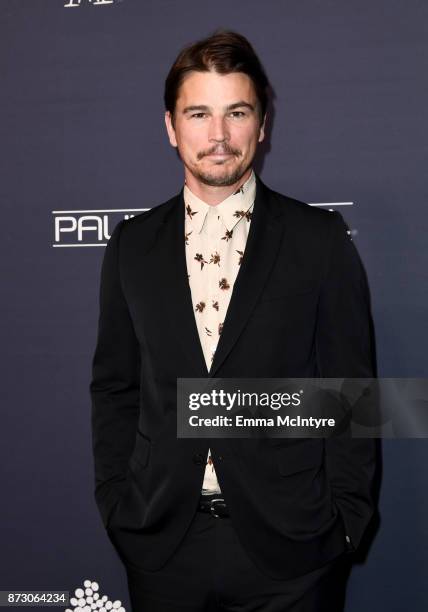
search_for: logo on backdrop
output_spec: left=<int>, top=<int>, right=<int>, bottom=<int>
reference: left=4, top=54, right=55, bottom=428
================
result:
left=66, top=579, right=125, bottom=612
left=51, top=203, right=355, bottom=248
left=52, top=208, right=148, bottom=247
left=64, top=0, right=116, bottom=7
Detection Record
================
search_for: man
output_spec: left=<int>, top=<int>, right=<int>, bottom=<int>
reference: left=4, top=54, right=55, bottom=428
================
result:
left=90, top=30, right=377, bottom=611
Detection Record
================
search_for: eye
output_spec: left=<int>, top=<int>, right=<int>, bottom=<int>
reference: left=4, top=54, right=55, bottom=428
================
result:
left=191, top=113, right=207, bottom=119
left=229, top=111, right=246, bottom=118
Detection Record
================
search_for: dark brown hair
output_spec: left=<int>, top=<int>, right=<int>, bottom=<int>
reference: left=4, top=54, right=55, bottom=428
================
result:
left=164, top=30, right=270, bottom=127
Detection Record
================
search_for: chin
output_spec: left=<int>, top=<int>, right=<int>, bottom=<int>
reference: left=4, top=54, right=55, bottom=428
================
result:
left=192, top=162, right=248, bottom=188
left=197, top=172, right=241, bottom=187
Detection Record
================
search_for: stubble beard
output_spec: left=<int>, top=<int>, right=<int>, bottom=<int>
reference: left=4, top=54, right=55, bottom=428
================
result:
left=176, top=140, right=253, bottom=187
left=189, top=155, right=253, bottom=187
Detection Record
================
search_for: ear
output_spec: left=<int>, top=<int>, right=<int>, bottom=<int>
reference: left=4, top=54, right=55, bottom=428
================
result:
left=258, top=112, right=267, bottom=143
left=165, top=111, right=178, bottom=148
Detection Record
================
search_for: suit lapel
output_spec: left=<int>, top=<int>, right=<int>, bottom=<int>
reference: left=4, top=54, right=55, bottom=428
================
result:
left=209, top=174, right=285, bottom=377
left=151, top=174, right=285, bottom=379
left=152, top=190, right=209, bottom=377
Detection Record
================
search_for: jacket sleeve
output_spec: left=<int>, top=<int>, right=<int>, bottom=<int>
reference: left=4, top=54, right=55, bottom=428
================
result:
left=315, top=211, right=377, bottom=554
left=90, top=219, right=140, bottom=528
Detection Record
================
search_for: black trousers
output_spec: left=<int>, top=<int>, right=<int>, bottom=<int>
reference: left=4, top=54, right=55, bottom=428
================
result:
left=125, top=509, right=351, bottom=611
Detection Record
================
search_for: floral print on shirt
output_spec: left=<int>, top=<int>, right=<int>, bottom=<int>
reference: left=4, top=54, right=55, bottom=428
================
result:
left=183, top=170, right=256, bottom=495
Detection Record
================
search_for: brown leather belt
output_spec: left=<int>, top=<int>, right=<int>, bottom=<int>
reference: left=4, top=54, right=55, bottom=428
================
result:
left=198, top=494, right=230, bottom=518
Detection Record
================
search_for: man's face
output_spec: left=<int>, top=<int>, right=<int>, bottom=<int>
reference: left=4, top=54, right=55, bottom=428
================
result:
left=165, top=70, right=266, bottom=187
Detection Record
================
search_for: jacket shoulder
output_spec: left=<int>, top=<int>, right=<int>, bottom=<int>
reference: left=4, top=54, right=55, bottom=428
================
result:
left=124, top=194, right=178, bottom=226
left=269, top=187, right=340, bottom=227
left=117, top=193, right=180, bottom=242
left=263, top=184, right=351, bottom=252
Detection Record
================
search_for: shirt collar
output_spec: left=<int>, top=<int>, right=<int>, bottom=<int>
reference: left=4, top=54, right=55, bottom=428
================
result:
left=183, top=169, right=256, bottom=234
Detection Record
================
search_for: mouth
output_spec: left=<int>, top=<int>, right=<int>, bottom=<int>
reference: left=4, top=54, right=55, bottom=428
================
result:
left=205, top=152, right=234, bottom=159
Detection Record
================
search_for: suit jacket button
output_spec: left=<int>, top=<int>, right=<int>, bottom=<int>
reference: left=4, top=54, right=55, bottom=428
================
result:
left=193, top=453, right=204, bottom=465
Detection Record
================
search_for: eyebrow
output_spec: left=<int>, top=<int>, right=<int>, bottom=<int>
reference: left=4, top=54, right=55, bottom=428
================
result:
left=182, top=101, right=256, bottom=114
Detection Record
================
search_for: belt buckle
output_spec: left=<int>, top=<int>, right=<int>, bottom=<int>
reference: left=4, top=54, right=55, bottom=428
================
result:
left=209, top=497, right=226, bottom=518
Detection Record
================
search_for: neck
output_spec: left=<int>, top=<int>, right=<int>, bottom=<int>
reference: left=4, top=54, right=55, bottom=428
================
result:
left=184, top=167, right=253, bottom=206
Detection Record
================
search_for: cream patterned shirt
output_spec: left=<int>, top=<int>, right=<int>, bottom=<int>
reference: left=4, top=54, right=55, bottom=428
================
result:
left=184, top=169, right=256, bottom=494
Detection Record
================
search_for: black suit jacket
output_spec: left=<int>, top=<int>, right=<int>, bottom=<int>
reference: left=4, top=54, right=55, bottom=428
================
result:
left=90, top=173, right=377, bottom=580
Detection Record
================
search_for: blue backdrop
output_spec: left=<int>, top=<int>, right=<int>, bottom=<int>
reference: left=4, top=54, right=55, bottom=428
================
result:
left=1, top=1, right=427, bottom=610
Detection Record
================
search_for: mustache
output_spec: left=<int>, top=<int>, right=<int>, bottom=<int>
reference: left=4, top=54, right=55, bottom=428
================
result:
left=197, top=144, right=241, bottom=160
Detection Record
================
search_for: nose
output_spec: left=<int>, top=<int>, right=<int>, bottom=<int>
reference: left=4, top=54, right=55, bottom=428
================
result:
left=208, top=115, right=229, bottom=144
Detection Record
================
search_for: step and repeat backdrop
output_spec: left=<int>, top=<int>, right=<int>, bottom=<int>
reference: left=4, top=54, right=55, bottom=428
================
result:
left=1, top=1, right=427, bottom=610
